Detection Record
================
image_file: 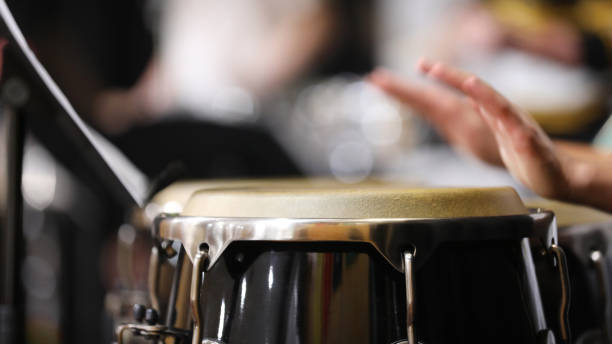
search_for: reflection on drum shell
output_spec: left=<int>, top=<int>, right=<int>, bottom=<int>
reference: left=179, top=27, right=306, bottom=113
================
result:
left=197, top=239, right=535, bottom=343
left=156, top=213, right=555, bottom=344
left=137, top=186, right=565, bottom=343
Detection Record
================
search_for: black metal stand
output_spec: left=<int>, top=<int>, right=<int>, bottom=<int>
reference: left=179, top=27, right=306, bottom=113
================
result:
left=0, top=106, right=25, bottom=344
left=0, top=3, right=149, bottom=342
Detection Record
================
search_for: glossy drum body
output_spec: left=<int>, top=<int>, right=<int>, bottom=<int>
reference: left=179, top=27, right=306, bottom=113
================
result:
left=153, top=214, right=563, bottom=344
left=198, top=238, right=531, bottom=343
left=117, top=185, right=569, bottom=344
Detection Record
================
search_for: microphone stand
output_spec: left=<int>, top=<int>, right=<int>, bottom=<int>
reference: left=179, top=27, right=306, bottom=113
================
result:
left=0, top=103, right=25, bottom=344
left=0, top=1, right=151, bottom=341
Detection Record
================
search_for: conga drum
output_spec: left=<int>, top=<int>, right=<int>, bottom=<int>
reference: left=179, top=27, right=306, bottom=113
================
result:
left=528, top=199, right=612, bottom=344
left=117, top=185, right=569, bottom=344
left=118, top=179, right=387, bottom=339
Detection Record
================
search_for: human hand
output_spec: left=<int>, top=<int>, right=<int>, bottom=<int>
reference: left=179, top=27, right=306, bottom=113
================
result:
left=369, top=59, right=572, bottom=199
left=368, top=67, right=502, bottom=166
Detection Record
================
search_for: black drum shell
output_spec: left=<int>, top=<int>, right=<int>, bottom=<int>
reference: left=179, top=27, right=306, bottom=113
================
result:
left=195, top=217, right=542, bottom=344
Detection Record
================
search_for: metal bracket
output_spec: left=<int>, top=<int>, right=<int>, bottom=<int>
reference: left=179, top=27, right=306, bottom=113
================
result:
left=116, top=323, right=189, bottom=344
left=148, top=245, right=161, bottom=313
left=201, top=339, right=227, bottom=344
left=531, top=209, right=571, bottom=343
left=590, top=249, right=611, bottom=342
left=549, top=244, right=571, bottom=344
left=403, top=250, right=415, bottom=344
left=191, top=248, right=209, bottom=344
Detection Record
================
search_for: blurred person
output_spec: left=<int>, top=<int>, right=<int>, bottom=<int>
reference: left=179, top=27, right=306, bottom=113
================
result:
left=390, top=0, right=612, bottom=139
left=88, top=0, right=381, bottom=181
left=92, top=0, right=374, bottom=134
left=441, top=0, right=612, bottom=70
left=90, top=1, right=335, bottom=133
left=370, top=59, right=612, bottom=212
left=8, top=0, right=373, bottom=135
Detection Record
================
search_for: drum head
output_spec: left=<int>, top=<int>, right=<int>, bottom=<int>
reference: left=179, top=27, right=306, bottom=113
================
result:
left=182, top=185, right=528, bottom=219
left=140, top=178, right=391, bottom=225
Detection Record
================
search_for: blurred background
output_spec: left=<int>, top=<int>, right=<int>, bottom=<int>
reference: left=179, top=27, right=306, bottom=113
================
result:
left=1, top=0, right=612, bottom=342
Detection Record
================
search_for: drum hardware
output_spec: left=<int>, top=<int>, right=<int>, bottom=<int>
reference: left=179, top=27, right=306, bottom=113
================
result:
left=402, top=250, right=415, bottom=344
left=549, top=244, right=571, bottom=343
left=116, top=322, right=191, bottom=344
left=153, top=214, right=559, bottom=342
left=149, top=239, right=184, bottom=317
left=190, top=246, right=209, bottom=344
left=589, top=249, right=611, bottom=342
left=528, top=199, right=612, bottom=343
left=118, top=241, right=193, bottom=344
left=169, top=246, right=194, bottom=331
left=162, top=240, right=179, bottom=258
left=148, top=246, right=161, bottom=313
left=531, top=210, right=572, bottom=344
left=382, top=250, right=416, bottom=344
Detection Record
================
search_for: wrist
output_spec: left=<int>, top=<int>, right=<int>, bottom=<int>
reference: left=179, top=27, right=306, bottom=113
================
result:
left=561, top=154, right=612, bottom=212
left=560, top=155, right=595, bottom=204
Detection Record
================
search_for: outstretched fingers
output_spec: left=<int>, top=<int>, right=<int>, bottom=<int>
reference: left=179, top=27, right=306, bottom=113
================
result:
left=369, top=68, right=450, bottom=117
left=418, top=59, right=473, bottom=92
left=419, top=59, right=516, bottom=121
left=420, top=59, right=550, bottom=155
left=461, top=67, right=563, bottom=195
left=462, top=76, right=522, bottom=127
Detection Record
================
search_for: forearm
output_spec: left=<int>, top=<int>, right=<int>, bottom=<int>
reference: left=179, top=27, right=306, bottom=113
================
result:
left=555, top=140, right=611, bottom=163
left=565, top=160, right=612, bottom=212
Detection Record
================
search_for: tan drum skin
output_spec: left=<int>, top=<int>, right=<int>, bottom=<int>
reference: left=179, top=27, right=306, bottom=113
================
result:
left=150, top=178, right=376, bottom=211
left=131, top=178, right=391, bottom=228
left=182, top=186, right=528, bottom=219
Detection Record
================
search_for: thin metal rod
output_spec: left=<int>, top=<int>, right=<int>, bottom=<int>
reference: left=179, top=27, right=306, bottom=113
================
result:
left=148, top=246, right=161, bottom=313
left=550, top=244, right=571, bottom=343
left=191, top=249, right=208, bottom=344
left=166, top=248, right=185, bottom=326
left=403, top=251, right=415, bottom=344
left=590, top=250, right=610, bottom=342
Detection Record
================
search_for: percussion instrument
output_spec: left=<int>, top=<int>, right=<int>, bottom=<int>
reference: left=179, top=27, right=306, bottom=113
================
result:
left=116, top=183, right=570, bottom=344
left=527, top=199, right=612, bottom=344
left=111, top=179, right=382, bottom=337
